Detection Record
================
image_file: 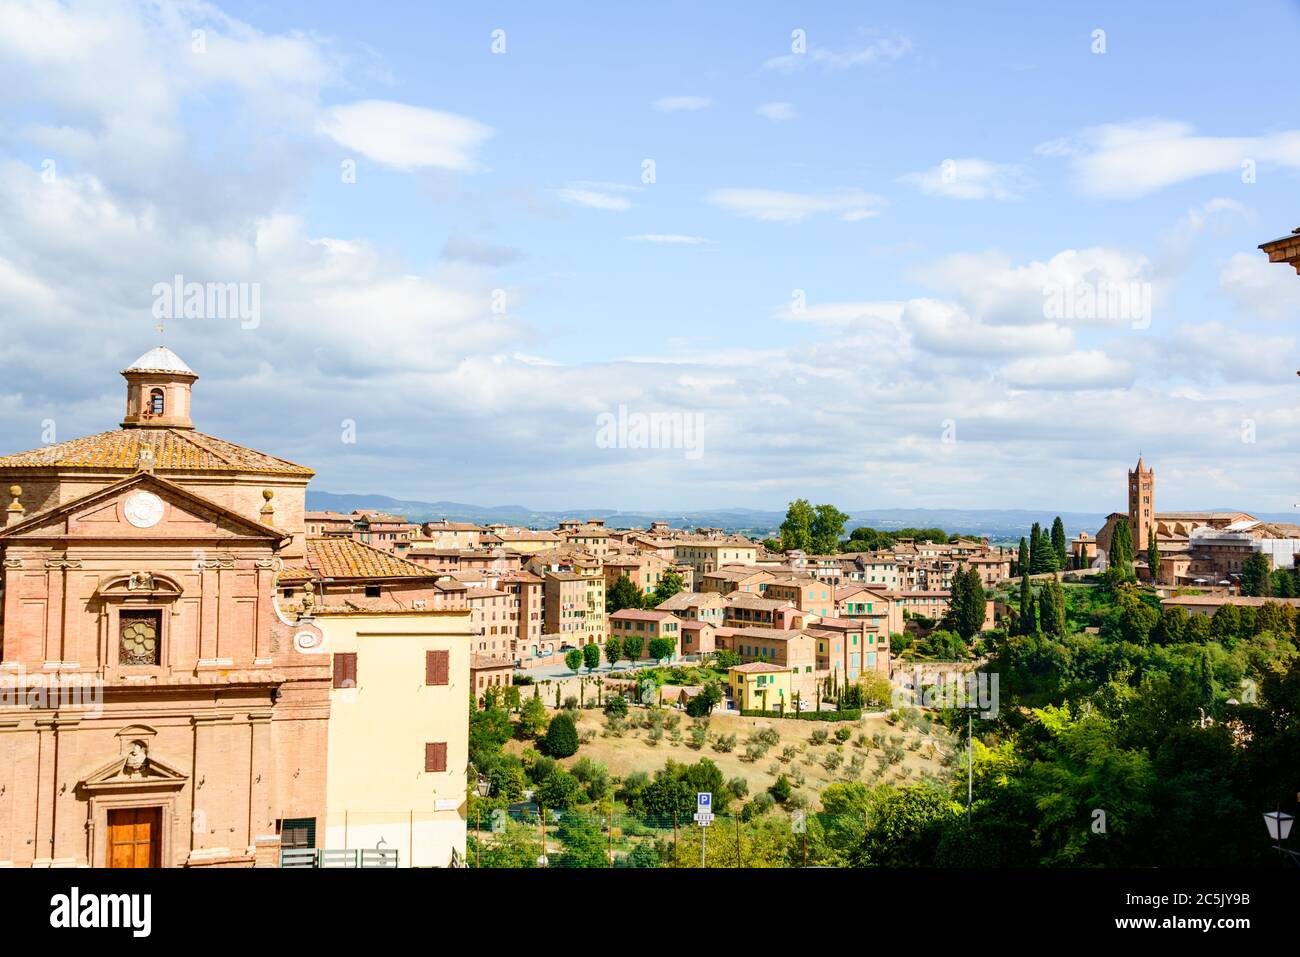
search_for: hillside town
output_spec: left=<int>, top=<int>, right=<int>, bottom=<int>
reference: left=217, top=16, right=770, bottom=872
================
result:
left=1, top=337, right=1298, bottom=870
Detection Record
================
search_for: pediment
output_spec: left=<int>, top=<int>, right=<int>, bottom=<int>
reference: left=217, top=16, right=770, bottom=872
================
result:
left=81, top=749, right=189, bottom=793
left=0, top=472, right=284, bottom=544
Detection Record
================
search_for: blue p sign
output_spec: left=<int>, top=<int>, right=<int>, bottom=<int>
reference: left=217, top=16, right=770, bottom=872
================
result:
left=698, top=792, right=711, bottom=809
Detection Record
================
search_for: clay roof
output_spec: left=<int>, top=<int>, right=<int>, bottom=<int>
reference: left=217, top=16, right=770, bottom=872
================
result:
left=290, top=536, right=437, bottom=580
left=609, top=608, right=676, bottom=621
left=730, top=662, right=787, bottom=674
left=0, top=428, right=313, bottom=477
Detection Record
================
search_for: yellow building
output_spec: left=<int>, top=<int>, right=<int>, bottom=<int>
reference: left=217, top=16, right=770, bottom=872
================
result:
left=728, top=662, right=792, bottom=712
left=314, top=607, right=473, bottom=867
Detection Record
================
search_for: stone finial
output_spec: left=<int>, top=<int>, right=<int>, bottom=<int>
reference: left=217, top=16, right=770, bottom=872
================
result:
left=260, top=488, right=276, bottom=526
left=6, top=486, right=24, bottom=527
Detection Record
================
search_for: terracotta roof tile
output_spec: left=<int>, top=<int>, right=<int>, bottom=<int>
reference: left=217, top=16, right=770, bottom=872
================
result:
left=293, top=536, right=437, bottom=580
left=0, top=428, right=313, bottom=476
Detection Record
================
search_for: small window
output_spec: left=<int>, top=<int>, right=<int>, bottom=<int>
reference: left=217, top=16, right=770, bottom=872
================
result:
left=333, top=652, right=357, bottom=689
left=364, top=585, right=381, bottom=599
left=278, top=817, right=316, bottom=849
left=149, top=388, right=165, bottom=416
left=119, top=610, right=161, bottom=666
left=425, top=742, right=448, bottom=773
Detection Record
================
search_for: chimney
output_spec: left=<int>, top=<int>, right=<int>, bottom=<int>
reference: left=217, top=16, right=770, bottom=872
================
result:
left=6, top=485, right=25, bottom=527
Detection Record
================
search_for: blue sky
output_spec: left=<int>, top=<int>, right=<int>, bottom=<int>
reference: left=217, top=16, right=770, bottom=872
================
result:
left=1, top=0, right=1298, bottom=515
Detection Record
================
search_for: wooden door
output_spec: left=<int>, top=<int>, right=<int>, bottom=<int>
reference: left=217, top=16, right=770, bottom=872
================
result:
left=107, top=807, right=161, bottom=868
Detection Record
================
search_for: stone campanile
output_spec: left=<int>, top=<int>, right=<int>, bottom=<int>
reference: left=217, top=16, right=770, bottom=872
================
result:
left=120, top=346, right=197, bottom=430
left=1128, top=456, right=1155, bottom=553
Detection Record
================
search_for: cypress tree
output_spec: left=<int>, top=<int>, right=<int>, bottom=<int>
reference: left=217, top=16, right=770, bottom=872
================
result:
left=1147, top=527, right=1162, bottom=585
left=1028, top=522, right=1043, bottom=573
left=1050, top=517, right=1067, bottom=571
left=1017, top=572, right=1032, bottom=635
left=1109, top=519, right=1134, bottom=578
left=1016, top=536, right=1028, bottom=577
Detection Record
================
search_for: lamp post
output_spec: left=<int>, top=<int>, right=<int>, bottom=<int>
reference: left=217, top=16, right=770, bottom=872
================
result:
left=1264, top=810, right=1298, bottom=865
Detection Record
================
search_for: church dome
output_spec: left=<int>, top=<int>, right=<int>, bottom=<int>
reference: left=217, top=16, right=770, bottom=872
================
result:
left=123, top=346, right=196, bottom=376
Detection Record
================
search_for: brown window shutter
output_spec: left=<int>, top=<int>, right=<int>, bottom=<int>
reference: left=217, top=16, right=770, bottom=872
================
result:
left=425, top=742, right=447, bottom=772
left=333, top=652, right=357, bottom=689
left=427, top=649, right=449, bottom=686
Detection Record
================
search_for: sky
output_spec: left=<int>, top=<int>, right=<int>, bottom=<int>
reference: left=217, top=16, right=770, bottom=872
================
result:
left=1, top=0, right=1298, bottom=515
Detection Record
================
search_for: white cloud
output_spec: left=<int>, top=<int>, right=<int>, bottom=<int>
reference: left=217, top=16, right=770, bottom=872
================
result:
left=1000, top=351, right=1135, bottom=390
left=557, top=187, right=632, bottom=212
left=773, top=300, right=904, bottom=325
left=916, top=248, right=1155, bottom=327
left=757, top=102, right=796, bottom=121
left=903, top=299, right=1073, bottom=357
left=763, top=35, right=912, bottom=72
left=1219, top=250, right=1300, bottom=322
left=318, top=100, right=492, bottom=172
left=706, top=188, right=883, bottom=224
left=652, top=96, right=711, bottom=112
left=1038, top=119, right=1300, bottom=198
left=898, top=158, right=1028, bottom=200
left=624, top=234, right=709, bottom=245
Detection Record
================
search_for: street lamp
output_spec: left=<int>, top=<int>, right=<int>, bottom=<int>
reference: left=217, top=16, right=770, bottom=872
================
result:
left=1264, top=810, right=1299, bottom=865
left=476, top=776, right=492, bottom=798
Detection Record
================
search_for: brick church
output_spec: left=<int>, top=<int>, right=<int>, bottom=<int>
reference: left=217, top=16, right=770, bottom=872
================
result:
left=0, top=347, right=331, bottom=867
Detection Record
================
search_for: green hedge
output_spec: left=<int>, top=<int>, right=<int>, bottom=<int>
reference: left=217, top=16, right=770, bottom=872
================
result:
left=739, top=708, right=861, bottom=722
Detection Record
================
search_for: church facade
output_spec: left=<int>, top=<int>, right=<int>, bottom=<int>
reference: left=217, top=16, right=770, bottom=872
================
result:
left=0, top=347, right=330, bottom=867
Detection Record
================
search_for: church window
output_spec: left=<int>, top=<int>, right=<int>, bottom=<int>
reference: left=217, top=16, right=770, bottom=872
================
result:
left=119, top=610, right=161, bottom=666
left=149, top=388, right=165, bottom=416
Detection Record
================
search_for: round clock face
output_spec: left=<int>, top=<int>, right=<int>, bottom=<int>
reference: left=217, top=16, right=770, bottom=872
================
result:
left=124, top=491, right=165, bottom=529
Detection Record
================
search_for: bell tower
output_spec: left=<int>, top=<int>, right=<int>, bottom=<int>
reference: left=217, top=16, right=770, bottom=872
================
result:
left=121, top=346, right=197, bottom=430
left=1128, top=456, right=1155, bottom=553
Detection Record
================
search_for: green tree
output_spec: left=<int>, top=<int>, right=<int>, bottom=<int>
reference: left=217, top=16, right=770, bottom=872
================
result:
left=545, top=711, right=580, bottom=758
left=1108, top=519, right=1134, bottom=579
left=1016, top=536, right=1029, bottom=577
left=1039, top=577, right=1066, bottom=637
left=780, top=498, right=816, bottom=552
left=686, top=682, right=722, bottom=717
left=554, top=811, right=608, bottom=868
left=1240, top=552, right=1272, bottom=597
left=520, top=694, right=549, bottom=739
left=478, top=820, right=540, bottom=868
left=1017, top=572, right=1034, bottom=635
left=651, top=570, right=685, bottom=606
left=648, top=636, right=675, bottom=662
left=582, top=643, right=601, bottom=672
left=606, top=575, right=644, bottom=613
left=1147, top=528, right=1162, bottom=585
left=622, top=632, right=644, bottom=661
left=811, top=504, right=850, bottom=554
left=768, top=774, right=793, bottom=803
left=949, top=566, right=987, bottom=640
left=1051, top=517, right=1068, bottom=571
left=713, top=649, right=741, bottom=669
left=564, top=648, right=583, bottom=674
left=603, top=692, right=628, bottom=717
left=603, top=635, right=622, bottom=666
left=535, top=767, right=581, bottom=809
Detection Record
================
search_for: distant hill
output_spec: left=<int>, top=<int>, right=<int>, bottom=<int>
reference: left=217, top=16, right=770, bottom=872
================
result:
left=305, top=492, right=1116, bottom=544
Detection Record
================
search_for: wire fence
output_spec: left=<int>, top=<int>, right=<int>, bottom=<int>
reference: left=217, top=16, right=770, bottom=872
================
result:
left=464, top=806, right=874, bottom=868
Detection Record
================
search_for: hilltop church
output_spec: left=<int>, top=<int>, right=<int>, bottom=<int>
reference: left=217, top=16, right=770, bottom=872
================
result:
left=1094, top=457, right=1298, bottom=588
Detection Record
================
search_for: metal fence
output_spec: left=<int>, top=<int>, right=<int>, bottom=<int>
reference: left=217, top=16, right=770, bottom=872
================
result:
left=465, top=806, right=874, bottom=868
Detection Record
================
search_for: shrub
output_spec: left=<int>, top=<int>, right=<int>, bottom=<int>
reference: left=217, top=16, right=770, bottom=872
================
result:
left=781, top=745, right=798, bottom=763
left=688, top=724, right=709, bottom=750
left=755, top=727, right=780, bottom=747
left=768, top=774, right=793, bottom=803
left=834, top=726, right=852, bottom=743
left=727, top=776, right=749, bottom=799
left=545, top=712, right=580, bottom=758
left=711, top=732, right=737, bottom=754
left=745, top=792, right=775, bottom=820
left=563, top=695, right=579, bottom=711
left=603, top=694, right=628, bottom=718
left=810, top=728, right=829, bottom=746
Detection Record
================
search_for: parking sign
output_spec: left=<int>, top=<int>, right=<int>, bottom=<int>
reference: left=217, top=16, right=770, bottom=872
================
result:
left=697, top=792, right=711, bottom=810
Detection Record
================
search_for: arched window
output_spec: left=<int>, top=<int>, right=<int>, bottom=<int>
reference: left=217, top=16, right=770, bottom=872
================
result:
left=149, top=389, right=165, bottom=416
